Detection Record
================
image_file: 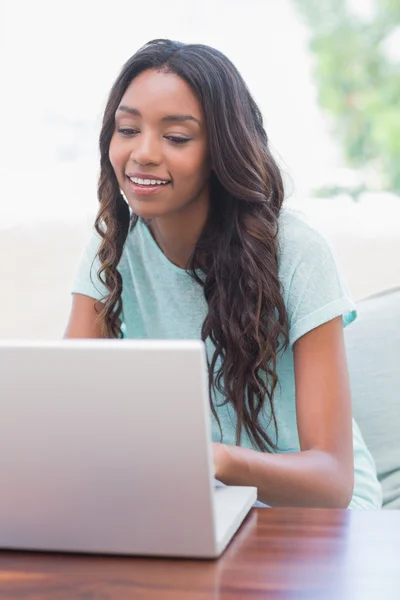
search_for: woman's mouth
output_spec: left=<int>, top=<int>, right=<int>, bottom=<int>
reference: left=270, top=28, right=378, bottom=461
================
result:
left=127, top=176, right=171, bottom=196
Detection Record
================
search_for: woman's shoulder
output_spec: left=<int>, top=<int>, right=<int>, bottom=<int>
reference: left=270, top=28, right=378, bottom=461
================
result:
left=277, top=206, right=356, bottom=343
left=278, top=206, right=329, bottom=252
left=277, top=206, right=334, bottom=271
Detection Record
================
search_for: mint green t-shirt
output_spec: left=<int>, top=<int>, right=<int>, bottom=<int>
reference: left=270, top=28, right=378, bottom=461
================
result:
left=72, top=208, right=382, bottom=509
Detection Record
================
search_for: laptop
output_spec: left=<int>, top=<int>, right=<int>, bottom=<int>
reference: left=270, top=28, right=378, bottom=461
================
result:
left=0, top=339, right=257, bottom=559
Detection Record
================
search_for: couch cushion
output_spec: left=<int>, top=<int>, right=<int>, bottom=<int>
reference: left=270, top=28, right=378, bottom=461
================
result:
left=345, top=288, right=400, bottom=509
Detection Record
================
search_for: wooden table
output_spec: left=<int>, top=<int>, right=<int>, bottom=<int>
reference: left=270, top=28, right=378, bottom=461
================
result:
left=1, top=508, right=400, bottom=599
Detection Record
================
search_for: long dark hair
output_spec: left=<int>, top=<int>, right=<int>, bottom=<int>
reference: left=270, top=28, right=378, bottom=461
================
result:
left=95, top=39, right=289, bottom=452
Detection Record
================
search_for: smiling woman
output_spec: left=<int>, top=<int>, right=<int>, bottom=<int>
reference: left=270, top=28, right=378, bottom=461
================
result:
left=109, top=69, right=211, bottom=224
left=65, top=39, right=382, bottom=509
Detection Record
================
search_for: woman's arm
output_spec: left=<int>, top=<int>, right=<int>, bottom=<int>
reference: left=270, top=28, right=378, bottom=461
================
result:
left=214, top=316, right=354, bottom=508
left=64, top=293, right=105, bottom=339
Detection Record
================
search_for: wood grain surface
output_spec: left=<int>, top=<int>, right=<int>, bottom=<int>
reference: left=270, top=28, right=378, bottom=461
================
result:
left=1, top=508, right=399, bottom=599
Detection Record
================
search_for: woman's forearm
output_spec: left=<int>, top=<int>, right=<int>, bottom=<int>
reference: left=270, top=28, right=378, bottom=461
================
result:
left=219, top=445, right=354, bottom=508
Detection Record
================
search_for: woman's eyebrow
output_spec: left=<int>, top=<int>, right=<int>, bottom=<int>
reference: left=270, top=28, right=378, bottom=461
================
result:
left=117, top=105, right=200, bottom=125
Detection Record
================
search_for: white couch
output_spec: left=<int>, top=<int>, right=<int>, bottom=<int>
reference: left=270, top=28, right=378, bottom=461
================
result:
left=345, top=287, right=400, bottom=509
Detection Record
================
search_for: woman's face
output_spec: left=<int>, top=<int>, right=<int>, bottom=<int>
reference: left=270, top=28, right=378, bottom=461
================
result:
left=109, top=69, right=211, bottom=220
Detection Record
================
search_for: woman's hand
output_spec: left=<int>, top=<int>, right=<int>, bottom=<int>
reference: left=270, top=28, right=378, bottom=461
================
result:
left=212, top=442, right=232, bottom=480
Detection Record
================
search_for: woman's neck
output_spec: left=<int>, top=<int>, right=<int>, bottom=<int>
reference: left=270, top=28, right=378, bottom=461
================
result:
left=147, top=194, right=210, bottom=269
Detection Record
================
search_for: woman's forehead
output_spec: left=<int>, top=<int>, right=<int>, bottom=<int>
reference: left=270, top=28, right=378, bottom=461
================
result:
left=118, top=69, right=203, bottom=121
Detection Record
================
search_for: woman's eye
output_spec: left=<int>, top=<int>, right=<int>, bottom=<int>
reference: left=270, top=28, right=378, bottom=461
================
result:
left=166, top=136, right=191, bottom=145
left=117, top=128, right=138, bottom=136
left=116, top=129, right=190, bottom=144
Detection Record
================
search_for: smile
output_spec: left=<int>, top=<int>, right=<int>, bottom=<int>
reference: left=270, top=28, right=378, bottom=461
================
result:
left=129, top=176, right=170, bottom=186
left=127, top=176, right=171, bottom=197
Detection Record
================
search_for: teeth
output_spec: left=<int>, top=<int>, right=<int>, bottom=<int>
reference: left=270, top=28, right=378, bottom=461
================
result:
left=129, top=176, right=169, bottom=186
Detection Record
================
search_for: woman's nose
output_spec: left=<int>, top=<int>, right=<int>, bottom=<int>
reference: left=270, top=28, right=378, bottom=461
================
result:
left=130, top=134, right=161, bottom=166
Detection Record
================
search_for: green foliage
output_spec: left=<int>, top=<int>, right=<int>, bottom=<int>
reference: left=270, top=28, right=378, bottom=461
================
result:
left=293, top=0, right=400, bottom=192
left=311, top=183, right=367, bottom=201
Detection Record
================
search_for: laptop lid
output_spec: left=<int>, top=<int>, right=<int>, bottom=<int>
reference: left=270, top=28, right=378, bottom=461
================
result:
left=0, top=339, right=218, bottom=557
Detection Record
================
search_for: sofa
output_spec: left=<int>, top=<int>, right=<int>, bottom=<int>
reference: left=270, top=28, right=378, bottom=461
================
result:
left=345, top=287, right=400, bottom=509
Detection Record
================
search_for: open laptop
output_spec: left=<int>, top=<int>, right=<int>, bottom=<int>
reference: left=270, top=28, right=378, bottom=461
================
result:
left=0, top=339, right=257, bottom=559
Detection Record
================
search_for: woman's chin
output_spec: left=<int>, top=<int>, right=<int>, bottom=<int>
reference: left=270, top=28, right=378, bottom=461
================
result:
left=127, top=200, right=167, bottom=220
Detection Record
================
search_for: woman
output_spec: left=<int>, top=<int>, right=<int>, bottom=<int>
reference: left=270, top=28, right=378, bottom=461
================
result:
left=66, top=39, right=382, bottom=509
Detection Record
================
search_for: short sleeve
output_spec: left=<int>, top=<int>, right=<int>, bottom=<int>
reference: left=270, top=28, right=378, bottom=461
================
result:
left=71, top=230, right=108, bottom=301
left=278, top=210, right=357, bottom=347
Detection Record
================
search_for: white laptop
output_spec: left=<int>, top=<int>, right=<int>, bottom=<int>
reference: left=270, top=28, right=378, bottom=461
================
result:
left=0, top=339, right=257, bottom=559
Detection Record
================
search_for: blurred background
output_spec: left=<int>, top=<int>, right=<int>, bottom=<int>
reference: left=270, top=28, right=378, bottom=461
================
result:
left=0, top=0, right=399, bottom=339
